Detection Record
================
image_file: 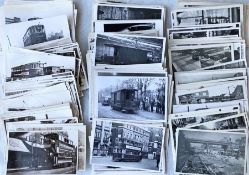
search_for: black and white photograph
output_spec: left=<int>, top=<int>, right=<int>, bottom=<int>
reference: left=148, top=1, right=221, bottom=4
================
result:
left=173, top=100, right=247, bottom=114
left=91, top=120, right=164, bottom=171
left=95, top=71, right=167, bottom=121
left=176, top=80, right=247, bottom=105
left=174, top=68, right=246, bottom=85
left=170, top=43, right=242, bottom=71
left=4, top=15, right=71, bottom=48
left=7, top=130, right=78, bottom=174
left=95, top=34, right=165, bottom=67
left=170, top=107, right=240, bottom=147
left=168, top=23, right=241, bottom=41
left=2, top=103, right=74, bottom=122
left=5, top=49, right=75, bottom=82
left=96, top=5, right=163, bottom=20
left=170, top=28, right=240, bottom=41
left=2, top=83, right=75, bottom=114
left=189, top=114, right=247, bottom=130
left=175, top=129, right=247, bottom=175
left=172, top=5, right=242, bottom=27
left=175, top=76, right=247, bottom=92
left=4, top=72, right=76, bottom=96
left=3, top=1, right=76, bottom=41
left=206, top=60, right=247, bottom=70
left=94, top=20, right=164, bottom=36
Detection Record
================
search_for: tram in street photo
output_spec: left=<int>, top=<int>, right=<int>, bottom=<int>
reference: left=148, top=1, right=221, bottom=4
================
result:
left=7, top=132, right=77, bottom=172
left=23, top=24, right=47, bottom=47
left=110, top=89, right=140, bottom=113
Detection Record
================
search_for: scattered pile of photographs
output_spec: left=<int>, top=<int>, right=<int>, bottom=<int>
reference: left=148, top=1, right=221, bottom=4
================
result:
left=87, top=2, right=172, bottom=174
left=0, top=0, right=87, bottom=174
left=169, top=2, right=249, bottom=175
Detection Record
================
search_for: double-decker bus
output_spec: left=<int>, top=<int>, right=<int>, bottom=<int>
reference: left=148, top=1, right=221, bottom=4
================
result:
left=110, top=124, right=150, bottom=162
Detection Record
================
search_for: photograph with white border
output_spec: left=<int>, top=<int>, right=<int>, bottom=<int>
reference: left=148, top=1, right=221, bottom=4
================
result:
left=95, top=4, right=164, bottom=20
left=95, top=71, right=167, bottom=121
left=4, top=15, right=71, bottom=48
left=170, top=43, right=243, bottom=72
left=172, top=4, right=243, bottom=28
left=175, top=80, right=247, bottom=105
left=175, top=129, right=247, bottom=175
left=94, top=33, right=165, bottom=67
left=91, top=119, right=165, bottom=171
left=5, top=49, right=75, bottom=82
left=169, top=106, right=240, bottom=148
left=94, top=20, right=164, bottom=37
left=7, top=130, right=78, bottom=174
left=189, top=113, right=248, bottom=130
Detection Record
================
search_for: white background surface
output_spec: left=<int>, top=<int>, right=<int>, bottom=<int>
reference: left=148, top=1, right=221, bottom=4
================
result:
left=1, top=0, right=249, bottom=174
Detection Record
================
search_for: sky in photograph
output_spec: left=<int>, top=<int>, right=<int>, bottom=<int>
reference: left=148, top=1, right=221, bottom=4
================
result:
left=179, top=129, right=245, bottom=143
left=97, top=76, right=165, bottom=92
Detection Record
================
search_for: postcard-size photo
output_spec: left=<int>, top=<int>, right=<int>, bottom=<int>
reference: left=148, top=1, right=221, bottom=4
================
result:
left=7, top=130, right=78, bottom=174
left=175, top=129, right=247, bottom=175
left=169, top=106, right=240, bottom=148
left=4, top=48, right=76, bottom=83
left=91, top=119, right=165, bottom=171
left=172, top=4, right=243, bottom=28
left=189, top=113, right=248, bottom=130
left=94, top=20, right=164, bottom=37
left=94, top=3, right=164, bottom=21
left=94, top=70, right=167, bottom=121
left=4, top=15, right=71, bottom=48
left=173, top=100, right=247, bottom=114
left=3, top=1, right=76, bottom=41
left=170, top=43, right=243, bottom=72
left=174, top=68, right=247, bottom=85
left=175, top=80, right=247, bottom=105
left=5, top=123, right=87, bottom=174
left=94, top=33, right=166, bottom=68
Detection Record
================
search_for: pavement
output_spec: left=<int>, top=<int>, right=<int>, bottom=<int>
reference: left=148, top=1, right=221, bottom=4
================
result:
left=92, top=156, right=159, bottom=171
left=7, top=166, right=76, bottom=175
left=98, top=103, right=164, bottom=121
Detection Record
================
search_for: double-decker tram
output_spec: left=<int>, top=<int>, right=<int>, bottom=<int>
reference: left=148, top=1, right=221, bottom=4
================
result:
left=7, top=132, right=77, bottom=171
left=23, top=24, right=47, bottom=47
left=43, top=133, right=77, bottom=167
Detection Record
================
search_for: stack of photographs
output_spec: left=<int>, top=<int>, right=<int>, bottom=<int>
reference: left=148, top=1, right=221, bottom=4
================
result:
left=1, top=0, right=88, bottom=95
left=0, top=0, right=87, bottom=174
left=92, top=2, right=166, bottom=37
left=168, top=4, right=246, bottom=72
left=168, top=2, right=249, bottom=175
left=87, top=1, right=172, bottom=175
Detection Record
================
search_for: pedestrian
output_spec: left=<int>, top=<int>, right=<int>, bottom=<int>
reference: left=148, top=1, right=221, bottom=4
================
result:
left=150, top=98, right=155, bottom=112
left=156, top=149, right=161, bottom=168
left=157, top=100, right=161, bottom=113
left=142, top=98, right=146, bottom=111
left=161, top=98, right=165, bottom=114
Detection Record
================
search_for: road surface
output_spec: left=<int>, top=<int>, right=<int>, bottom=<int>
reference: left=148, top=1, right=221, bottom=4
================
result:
left=92, top=156, right=159, bottom=171
left=8, top=166, right=76, bottom=175
left=98, top=103, right=164, bottom=120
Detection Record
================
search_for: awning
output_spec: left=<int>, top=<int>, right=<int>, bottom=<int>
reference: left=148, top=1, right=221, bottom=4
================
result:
left=8, top=138, right=30, bottom=153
